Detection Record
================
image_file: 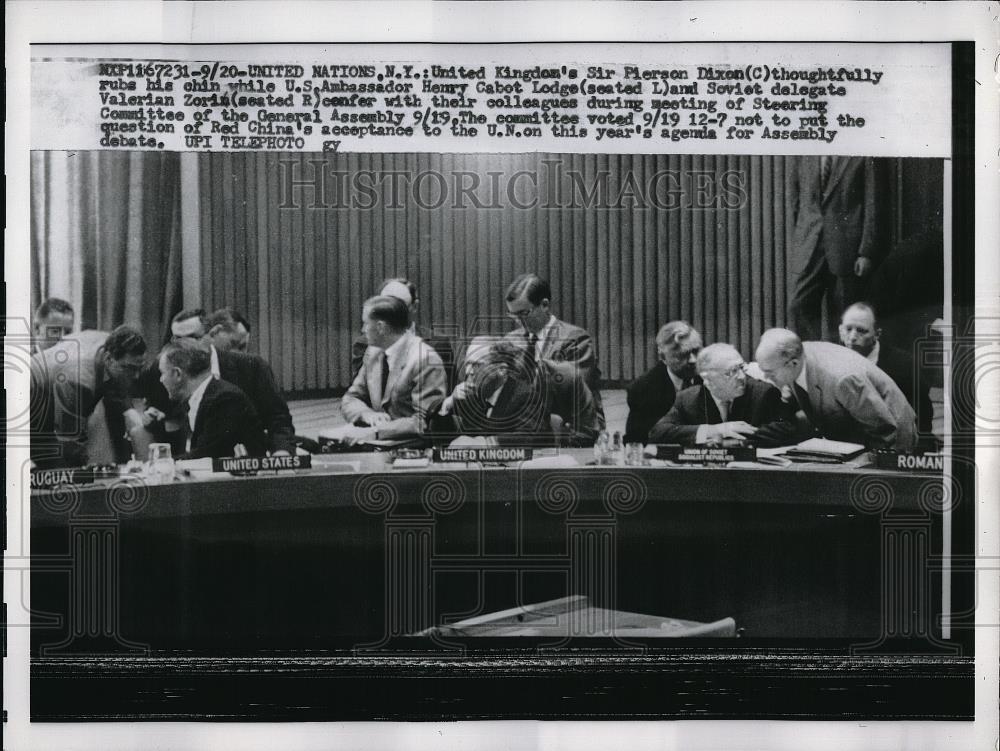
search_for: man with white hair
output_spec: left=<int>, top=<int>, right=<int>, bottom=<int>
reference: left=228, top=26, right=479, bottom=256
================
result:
left=754, top=328, right=917, bottom=450
left=649, top=343, right=796, bottom=447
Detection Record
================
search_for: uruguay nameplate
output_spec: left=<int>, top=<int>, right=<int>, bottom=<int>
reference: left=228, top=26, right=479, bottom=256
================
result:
left=212, top=455, right=312, bottom=475
left=31, top=466, right=116, bottom=490
left=434, top=447, right=533, bottom=463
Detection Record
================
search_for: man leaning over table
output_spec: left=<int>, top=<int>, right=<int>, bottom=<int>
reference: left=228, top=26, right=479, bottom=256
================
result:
left=754, top=328, right=917, bottom=451
left=649, top=343, right=798, bottom=448
left=339, top=295, right=447, bottom=443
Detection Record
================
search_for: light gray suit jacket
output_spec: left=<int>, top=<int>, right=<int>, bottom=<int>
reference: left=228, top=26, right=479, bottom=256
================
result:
left=342, top=332, right=447, bottom=439
left=801, top=341, right=917, bottom=450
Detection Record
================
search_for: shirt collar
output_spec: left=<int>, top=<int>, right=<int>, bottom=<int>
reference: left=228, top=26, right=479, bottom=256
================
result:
left=210, top=345, right=221, bottom=378
left=383, top=329, right=411, bottom=364
left=866, top=341, right=880, bottom=364
left=708, top=391, right=732, bottom=419
left=535, top=315, right=557, bottom=345
left=795, top=359, right=809, bottom=392
left=665, top=366, right=685, bottom=393
left=187, top=374, right=213, bottom=430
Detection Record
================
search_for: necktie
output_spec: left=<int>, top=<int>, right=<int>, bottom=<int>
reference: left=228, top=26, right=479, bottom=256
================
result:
left=794, top=383, right=818, bottom=429
left=718, top=400, right=730, bottom=422
left=379, top=354, right=390, bottom=403
left=526, top=332, right=539, bottom=362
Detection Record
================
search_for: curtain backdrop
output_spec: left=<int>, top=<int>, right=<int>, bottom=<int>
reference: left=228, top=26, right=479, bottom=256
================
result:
left=198, top=153, right=813, bottom=392
left=30, top=151, right=183, bottom=345
left=30, top=151, right=941, bottom=393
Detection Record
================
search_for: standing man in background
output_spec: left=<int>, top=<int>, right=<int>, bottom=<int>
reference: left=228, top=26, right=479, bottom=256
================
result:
left=788, top=156, right=885, bottom=341
left=503, top=273, right=605, bottom=429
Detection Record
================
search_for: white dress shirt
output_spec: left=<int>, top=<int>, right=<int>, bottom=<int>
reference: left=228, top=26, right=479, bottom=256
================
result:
left=185, top=374, right=214, bottom=452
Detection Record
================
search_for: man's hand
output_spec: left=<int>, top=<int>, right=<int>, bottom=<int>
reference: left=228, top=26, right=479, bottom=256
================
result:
left=362, top=411, right=392, bottom=426
left=854, top=257, right=873, bottom=277
left=703, top=421, right=758, bottom=444
left=339, top=425, right=378, bottom=446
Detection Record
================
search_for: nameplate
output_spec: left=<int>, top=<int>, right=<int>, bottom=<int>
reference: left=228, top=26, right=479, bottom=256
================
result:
left=31, top=466, right=115, bottom=490
left=212, top=455, right=312, bottom=475
left=434, top=447, right=533, bottom=463
left=873, top=451, right=943, bottom=472
left=655, top=446, right=757, bottom=465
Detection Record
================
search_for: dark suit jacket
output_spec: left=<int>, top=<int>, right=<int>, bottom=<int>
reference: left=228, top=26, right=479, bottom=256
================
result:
left=624, top=362, right=700, bottom=444
left=800, top=341, right=917, bottom=450
left=434, top=359, right=600, bottom=447
left=181, top=378, right=267, bottom=460
left=139, top=348, right=294, bottom=454
left=504, top=318, right=605, bottom=428
left=649, top=377, right=798, bottom=447
left=791, top=156, right=883, bottom=277
left=873, top=343, right=935, bottom=441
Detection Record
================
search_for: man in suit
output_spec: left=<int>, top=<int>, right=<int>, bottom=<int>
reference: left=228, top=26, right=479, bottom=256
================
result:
left=30, top=326, right=148, bottom=468
left=158, top=338, right=266, bottom=459
left=32, top=297, right=75, bottom=354
left=136, top=308, right=295, bottom=455
left=432, top=337, right=600, bottom=447
left=755, top=328, right=917, bottom=450
left=624, top=321, right=702, bottom=444
left=788, top=156, right=885, bottom=341
left=340, top=295, right=447, bottom=441
left=350, top=278, right=455, bottom=388
left=503, top=273, right=605, bottom=428
left=649, top=343, right=797, bottom=447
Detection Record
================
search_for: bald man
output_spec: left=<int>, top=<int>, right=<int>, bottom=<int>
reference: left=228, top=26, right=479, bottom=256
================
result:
left=649, top=343, right=797, bottom=447
left=755, top=328, right=916, bottom=450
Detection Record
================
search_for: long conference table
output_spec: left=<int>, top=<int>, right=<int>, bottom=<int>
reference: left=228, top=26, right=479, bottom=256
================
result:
left=29, top=450, right=971, bottom=720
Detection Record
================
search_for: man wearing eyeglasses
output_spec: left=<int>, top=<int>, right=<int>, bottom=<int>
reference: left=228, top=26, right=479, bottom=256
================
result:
left=649, top=343, right=797, bottom=447
left=503, top=273, right=605, bottom=429
left=30, top=325, right=148, bottom=468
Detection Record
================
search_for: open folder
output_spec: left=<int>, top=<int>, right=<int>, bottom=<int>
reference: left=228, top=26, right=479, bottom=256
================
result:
left=782, top=437, right=866, bottom=463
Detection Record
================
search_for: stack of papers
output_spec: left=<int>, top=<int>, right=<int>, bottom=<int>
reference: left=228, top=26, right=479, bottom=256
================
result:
left=782, top=438, right=866, bottom=463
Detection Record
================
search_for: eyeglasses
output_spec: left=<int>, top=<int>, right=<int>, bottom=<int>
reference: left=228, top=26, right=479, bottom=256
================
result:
left=701, top=362, right=746, bottom=379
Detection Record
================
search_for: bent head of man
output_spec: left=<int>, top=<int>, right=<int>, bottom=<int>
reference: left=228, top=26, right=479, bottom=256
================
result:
left=158, top=338, right=211, bottom=403
left=170, top=308, right=209, bottom=343
left=656, top=321, right=702, bottom=381
left=361, top=295, right=410, bottom=350
left=380, top=278, right=419, bottom=320
left=697, top=343, right=748, bottom=402
left=755, top=328, right=805, bottom=390
left=206, top=308, right=250, bottom=353
left=838, top=302, right=880, bottom=358
left=505, top=273, right=552, bottom=336
left=34, top=297, right=75, bottom=351
left=102, top=325, right=148, bottom=390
